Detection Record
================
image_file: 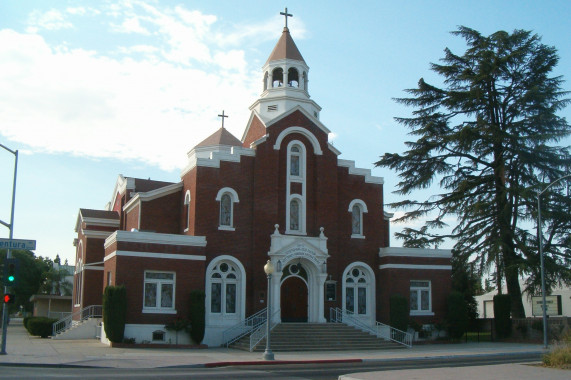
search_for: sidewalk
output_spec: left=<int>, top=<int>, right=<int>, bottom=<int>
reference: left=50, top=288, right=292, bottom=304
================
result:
left=0, top=318, right=561, bottom=379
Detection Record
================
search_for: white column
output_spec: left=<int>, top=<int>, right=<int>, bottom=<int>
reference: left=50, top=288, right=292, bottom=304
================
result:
left=317, top=273, right=327, bottom=323
left=272, top=271, right=283, bottom=323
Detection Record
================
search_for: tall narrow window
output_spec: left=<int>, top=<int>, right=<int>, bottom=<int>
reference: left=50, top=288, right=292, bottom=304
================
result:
left=220, top=194, right=232, bottom=226
left=216, top=188, right=239, bottom=231
left=290, top=146, right=300, bottom=176
left=290, top=199, right=300, bottom=231
left=348, top=199, right=368, bottom=238
left=286, top=141, right=306, bottom=234
left=184, top=191, right=191, bottom=231
left=352, top=205, right=362, bottom=235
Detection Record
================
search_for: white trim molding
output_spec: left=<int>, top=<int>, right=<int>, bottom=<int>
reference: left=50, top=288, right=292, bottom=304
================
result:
left=104, top=230, right=207, bottom=249
left=338, top=160, right=384, bottom=184
left=379, top=264, right=452, bottom=270
left=273, top=127, right=323, bottom=155
left=104, top=250, right=206, bottom=262
left=81, top=230, right=115, bottom=239
left=379, top=247, right=452, bottom=258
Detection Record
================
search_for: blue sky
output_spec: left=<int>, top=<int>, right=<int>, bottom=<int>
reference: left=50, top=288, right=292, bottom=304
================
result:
left=0, top=0, right=570, bottom=265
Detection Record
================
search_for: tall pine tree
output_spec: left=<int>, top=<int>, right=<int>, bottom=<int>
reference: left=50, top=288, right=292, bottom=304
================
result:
left=377, top=27, right=570, bottom=317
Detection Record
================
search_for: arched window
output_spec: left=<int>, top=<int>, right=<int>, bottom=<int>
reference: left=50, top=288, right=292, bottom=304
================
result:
left=184, top=191, right=191, bottom=231
left=344, top=267, right=369, bottom=315
left=348, top=199, right=368, bottom=238
left=288, top=67, right=299, bottom=87
left=205, top=256, right=246, bottom=325
left=272, top=67, right=283, bottom=87
left=209, top=261, right=239, bottom=314
left=216, top=188, right=239, bottom=231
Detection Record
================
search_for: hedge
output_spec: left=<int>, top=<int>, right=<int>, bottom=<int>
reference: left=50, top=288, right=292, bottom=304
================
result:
left=27, top=317, right=57, bottom=338
left=189, top=290, right=205, bottom=344
left=103, top=285, right=127, bottom=343
left=447, top=291, right=468, bottom=339
left=390, top=294, right=409, bottom=332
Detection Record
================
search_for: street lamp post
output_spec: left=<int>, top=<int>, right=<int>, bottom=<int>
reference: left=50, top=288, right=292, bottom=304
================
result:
left=0, top=143, right=19, bottom=355
left=263, top=259, right=275, bottom=360
left=538, top=173, right=571, bottom=349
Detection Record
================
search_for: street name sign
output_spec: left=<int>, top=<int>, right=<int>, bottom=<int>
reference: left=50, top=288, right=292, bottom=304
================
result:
left=0, top=238, right=36, bottom=250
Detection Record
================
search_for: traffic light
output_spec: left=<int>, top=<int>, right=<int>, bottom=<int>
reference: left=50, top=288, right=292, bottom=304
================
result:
left=3, top=258, right=18, bottom=286
left=3, top=294, right=15, bottom=304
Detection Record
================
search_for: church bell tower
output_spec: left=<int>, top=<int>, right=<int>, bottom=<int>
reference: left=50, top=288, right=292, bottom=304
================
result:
left=249, top=8, right=322, bottom=123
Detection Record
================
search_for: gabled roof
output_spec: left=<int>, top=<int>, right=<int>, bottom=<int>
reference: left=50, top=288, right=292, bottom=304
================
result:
left=196, top=127, right=243, bottom=148
left=265, top=27, right=305, bottom=65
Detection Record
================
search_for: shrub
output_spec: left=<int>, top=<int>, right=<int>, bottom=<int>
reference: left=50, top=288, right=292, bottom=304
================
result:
left=493, top=294, right=511, bottom=339
left=447, top=291, right=468, bottom=340
left=23, top=316, right=31, bottom=331
left=389, top=294, right=409, bottom=332
left=27, top=317, right=57, bottom=338
left=189, top=290, right=205, bottom=344
left=103, top=285, right=127, bottom=343
left=543, top=333, right=571, bottom=369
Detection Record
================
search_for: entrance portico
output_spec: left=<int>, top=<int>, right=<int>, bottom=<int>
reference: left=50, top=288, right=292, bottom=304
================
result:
left=267, top=225, right=328, bottom=323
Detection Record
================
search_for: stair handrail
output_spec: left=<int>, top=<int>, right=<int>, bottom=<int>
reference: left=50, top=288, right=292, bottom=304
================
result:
left=329, top=307, right=412, bottom=348
left=52, top=304, right=103, bottom=336
left=249, top=308, right=280, bottom=352
left=222, top=307, right=268, bottom=347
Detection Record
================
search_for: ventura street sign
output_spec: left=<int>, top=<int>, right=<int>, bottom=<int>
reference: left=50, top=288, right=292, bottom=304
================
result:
left=0, top=238, right=36, bottom=250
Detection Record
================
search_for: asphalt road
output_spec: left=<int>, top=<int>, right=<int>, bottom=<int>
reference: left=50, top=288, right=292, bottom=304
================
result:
left=0, top=352, right=544, bottom=380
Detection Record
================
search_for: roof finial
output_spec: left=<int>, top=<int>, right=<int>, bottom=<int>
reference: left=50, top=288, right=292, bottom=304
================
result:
left=280, top=7, right=292, bottom=29
left=218, top=110, right=228, bottom=129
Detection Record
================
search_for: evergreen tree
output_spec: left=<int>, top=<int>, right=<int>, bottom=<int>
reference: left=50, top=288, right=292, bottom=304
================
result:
left=376, top=27, right=570, bottom=317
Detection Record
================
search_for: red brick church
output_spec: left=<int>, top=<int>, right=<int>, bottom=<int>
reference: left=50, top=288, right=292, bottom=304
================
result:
left=73, top=16, right=452, bottom=346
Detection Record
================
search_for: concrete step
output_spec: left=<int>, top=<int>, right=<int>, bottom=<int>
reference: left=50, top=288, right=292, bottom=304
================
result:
left=230, top=323, right=404, bottom=352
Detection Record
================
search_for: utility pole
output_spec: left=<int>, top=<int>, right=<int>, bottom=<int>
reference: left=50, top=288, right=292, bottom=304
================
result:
left=0, top=143, right=18, bottom=355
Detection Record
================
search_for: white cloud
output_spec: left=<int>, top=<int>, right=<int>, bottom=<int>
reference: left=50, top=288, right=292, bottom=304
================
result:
left=0, top=3, right=299, bottom=171
left=26, top=9, right=73, bottom=33
left=0, top=28, right=258, bottom=171
left=328, top=132, right=338, bottom=142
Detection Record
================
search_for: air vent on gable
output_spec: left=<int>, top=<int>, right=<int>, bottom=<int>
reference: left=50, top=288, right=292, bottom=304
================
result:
left=268, top=105, right=278, bottom=112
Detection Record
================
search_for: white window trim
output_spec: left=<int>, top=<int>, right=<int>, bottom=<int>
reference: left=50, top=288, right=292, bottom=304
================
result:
left=341, top=262, right=375, bottom=321
left=216, top=187, right=239, bottom=230
left=410, top=280, right=434, bottom=316
left=286, top=140, right=307, bottom=235
left=142, top=270, right=176, bottom=314
left=205, top=256, right=246, bottom=323
left=348, top=199, right=367, bottom=239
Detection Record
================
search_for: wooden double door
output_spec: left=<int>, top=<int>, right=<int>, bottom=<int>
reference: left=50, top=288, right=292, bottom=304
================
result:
left=280, top=276, right=308, bottom=322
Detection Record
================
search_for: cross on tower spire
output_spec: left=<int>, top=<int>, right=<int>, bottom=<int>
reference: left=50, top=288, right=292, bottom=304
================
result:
left=218, top=110, right=228, bottom=129
left=280, top=7, right=292, bottom=29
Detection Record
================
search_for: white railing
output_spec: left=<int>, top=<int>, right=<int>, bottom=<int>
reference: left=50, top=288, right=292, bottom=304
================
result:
left=222, top=308, right=268, bottom=347
left=330, top=307, right=412, bottom=348
left=249, top=308, right=280, bottom=352
left=52, top=305, right=102, bottom=336
left=48, top=311, right=72, bottom=320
